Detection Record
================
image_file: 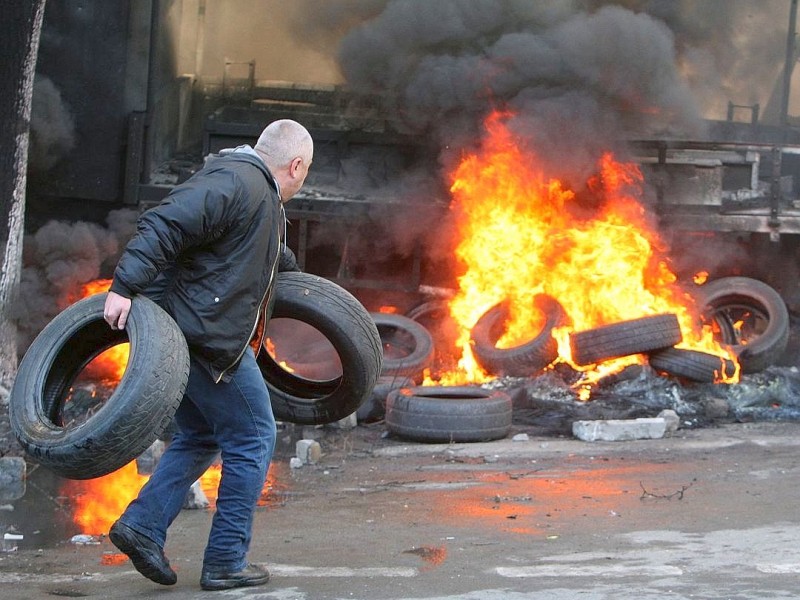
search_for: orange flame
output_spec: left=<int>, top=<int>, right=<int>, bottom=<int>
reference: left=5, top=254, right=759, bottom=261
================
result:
left=429, top=111, right=737, bottom=390
left=65, top=461, right=275, bottom=535
left=265, top=337, right=295, bottom=372
left=67, top=279, right=130, bottom=381
left=64, top=462, right=148, bottom=535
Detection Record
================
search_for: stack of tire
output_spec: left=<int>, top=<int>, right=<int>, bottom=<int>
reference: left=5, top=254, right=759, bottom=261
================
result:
left=381, top=295, right=572, bottom=444
left=381, top=276, right=790, bottom=445
left=359, top=312, right=436, bottom=424
left=566, top=276, right=789, bottom=382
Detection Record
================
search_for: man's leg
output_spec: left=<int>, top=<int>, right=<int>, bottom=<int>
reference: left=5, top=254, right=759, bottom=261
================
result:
left=189, top=348, right=276, bottom=574
left=110, top=358, right=221, bottom=584
left=118, top=364, right=221, bottom=544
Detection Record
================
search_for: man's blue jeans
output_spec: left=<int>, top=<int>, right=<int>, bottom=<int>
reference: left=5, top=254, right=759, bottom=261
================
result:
left=118, top=347, right=276, bottom=571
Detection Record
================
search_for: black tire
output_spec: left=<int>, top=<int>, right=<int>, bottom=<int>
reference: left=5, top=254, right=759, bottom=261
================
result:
left=695, top=276, right=790, bottom=373
left=648, top=347, right=737, bottom=383
left=356, top=375, right=414, bottom=423
left=9, top=293, right=189, bottom=480
left=569, top=314, right=682, bottom=366
left=371, top=312, right=434, bottom=382
left=385, top=386, right=512, bottom=443
left=257, top=272, right=383, bottom=425
left=405, top=299, right=450, bottom=323
left=470, top=295, right=568, bottom=377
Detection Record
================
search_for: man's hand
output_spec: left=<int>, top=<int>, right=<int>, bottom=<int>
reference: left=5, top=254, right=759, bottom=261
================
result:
left=104, top=291, right=132, bottom=330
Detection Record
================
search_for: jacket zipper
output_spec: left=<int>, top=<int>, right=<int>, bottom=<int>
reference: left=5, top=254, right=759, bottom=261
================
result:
left=214, top=207, right=285, bottom=384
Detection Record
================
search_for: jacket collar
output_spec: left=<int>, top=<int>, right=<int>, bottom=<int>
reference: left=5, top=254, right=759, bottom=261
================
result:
left=214, top=145, right=280, bottom=195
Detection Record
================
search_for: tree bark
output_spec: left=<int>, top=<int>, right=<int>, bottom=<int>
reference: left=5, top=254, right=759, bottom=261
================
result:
left=0, top=0, right=46, bottom=455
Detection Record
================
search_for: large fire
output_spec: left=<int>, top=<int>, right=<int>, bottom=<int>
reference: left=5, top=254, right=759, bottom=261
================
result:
left=57, top=113, right=735, bottom=531
left=431, top=111, right=737, bottom=390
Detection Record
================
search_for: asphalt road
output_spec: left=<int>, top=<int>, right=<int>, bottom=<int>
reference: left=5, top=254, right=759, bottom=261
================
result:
left=1, top=420, right=799, bottom=599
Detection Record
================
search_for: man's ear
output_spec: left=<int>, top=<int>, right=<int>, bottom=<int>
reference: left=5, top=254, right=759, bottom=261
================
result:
left=290, top=156, right=303, bottom=178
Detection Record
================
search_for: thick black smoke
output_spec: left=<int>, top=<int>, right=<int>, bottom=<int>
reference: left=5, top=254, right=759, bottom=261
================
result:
left=288, top=0, right=792, bottom=281
left=323, top=1, right=706, bottom=180
left=289, top=0, right=792, bottom=176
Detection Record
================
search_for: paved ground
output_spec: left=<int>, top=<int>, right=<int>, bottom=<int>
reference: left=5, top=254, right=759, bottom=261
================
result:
left=1, top=420, right=800, bottom=599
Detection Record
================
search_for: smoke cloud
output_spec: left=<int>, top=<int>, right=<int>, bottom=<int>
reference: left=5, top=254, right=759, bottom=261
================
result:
left=15, top=209, right=138, bottom=351
left=29, top=75, right=76, bottom=173
left=20, top=1, right=794, bottom=348
left=287, top=0, right=794, bottom=279
left=287, top=0, right=793, bottom=175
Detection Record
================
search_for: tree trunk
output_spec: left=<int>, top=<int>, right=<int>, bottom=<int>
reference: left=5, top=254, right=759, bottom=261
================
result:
left=0, top=1, right=46, bottom=455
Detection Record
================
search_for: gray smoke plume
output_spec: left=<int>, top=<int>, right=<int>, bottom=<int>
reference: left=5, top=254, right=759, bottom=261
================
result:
left=29, top=75, right=76, bottom=173
left=289, top=0, right=793, bottom=175
left=16, top=209, right=138, bottom=352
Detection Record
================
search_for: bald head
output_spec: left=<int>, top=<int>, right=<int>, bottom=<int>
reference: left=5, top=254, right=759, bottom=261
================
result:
left=255, top=120, right=313, bottom=171
left=254, top=119, right=314, bottom=202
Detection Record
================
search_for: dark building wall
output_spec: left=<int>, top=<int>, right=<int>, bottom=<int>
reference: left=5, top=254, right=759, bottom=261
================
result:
left=30, top=0, right=185, bottom=205
left=33, top=0, right=141, bottom=201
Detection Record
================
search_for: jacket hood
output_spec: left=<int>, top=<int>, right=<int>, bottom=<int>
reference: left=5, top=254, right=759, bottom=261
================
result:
left=206, top=146, right=279, bottom=193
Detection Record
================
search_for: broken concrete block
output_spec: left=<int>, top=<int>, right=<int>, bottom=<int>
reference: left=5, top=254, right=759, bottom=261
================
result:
left=334, top=412, right=358, bottom=430
left=657, top=409, right=680, bottom=433
left=289, top=457, right=304, bottom=469
left=183, top=479, right=210, bottom=509
left=296, top=439, right=322, bottom=464
left=572, top=417, right=667, bottom=442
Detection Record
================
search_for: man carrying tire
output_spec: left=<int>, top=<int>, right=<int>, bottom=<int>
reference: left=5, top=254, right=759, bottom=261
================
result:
left=103, top=119, right=313, bottom=591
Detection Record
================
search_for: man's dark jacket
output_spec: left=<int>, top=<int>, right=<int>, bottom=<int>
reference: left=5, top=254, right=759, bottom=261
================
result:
left=110, top=150, right=298, bottom=383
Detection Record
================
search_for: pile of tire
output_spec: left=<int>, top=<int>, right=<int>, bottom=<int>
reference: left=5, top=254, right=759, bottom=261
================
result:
left=354, top=313, right=435, bottom=424
left=566, top=277, right=789, bottom=382
left=381, top=276, right=791, bottom=444
left=567, top=312, right=738, bottom=382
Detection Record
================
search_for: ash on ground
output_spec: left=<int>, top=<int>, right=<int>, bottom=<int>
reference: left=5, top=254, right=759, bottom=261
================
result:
left=493, top=364, right=800, bottom=436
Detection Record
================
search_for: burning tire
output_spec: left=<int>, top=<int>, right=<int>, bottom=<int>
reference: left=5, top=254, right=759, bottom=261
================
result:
left=9, top=293, right=189, bottom=480
left=470, top=295, right=568, bottom=377
left=569, top=314, right=682, bottom=366
left=648, top=347, right=737, bottom=383
left=258, top=272, right=383, bottom=425
left=694, top=277, right=789, bottom=373
left=385, top=386, right=512, bottom=443
left=371, top=312, right=434, bottom=383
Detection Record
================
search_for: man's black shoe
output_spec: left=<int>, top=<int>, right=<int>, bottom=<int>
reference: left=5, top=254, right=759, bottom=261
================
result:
left=200, top=563, right=270, bottom=591
left=108, top=520, right=177, bottom=585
